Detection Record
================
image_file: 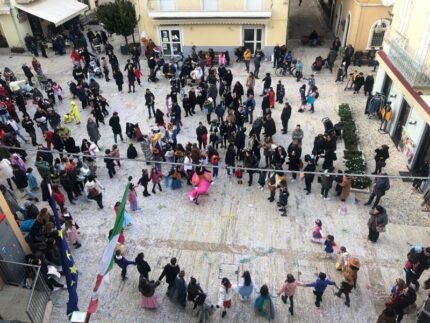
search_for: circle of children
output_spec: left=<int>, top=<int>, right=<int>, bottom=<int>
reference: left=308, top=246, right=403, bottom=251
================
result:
left=0, top=30, right=426, bottom=322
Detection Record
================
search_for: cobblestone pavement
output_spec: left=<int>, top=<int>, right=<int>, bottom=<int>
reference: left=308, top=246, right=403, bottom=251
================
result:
left=1, top=2, right=428, bottom=323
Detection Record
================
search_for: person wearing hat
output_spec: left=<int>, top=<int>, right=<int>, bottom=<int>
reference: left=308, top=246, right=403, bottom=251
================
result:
left=303, top=272, right=336, bottom=308
left=335, top=257, right=360, bottom=307
left=109, top=111, right=124, bottom=143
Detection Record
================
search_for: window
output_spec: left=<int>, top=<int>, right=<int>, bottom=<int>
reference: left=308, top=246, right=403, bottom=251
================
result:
left=203, top=0, right=218, bottom=11
left=159, top=0, right=175, bottom=11
left=415, top=13, right=430, bottom=64
left=243, top=27, right=263, bottom=53
left=160, top=28, right=181, bottom=56
left=369, top=20, right=389, bottom=48
left=398, top=0, right=411, bottom=34
left=246, top=0, right=262, bottom=11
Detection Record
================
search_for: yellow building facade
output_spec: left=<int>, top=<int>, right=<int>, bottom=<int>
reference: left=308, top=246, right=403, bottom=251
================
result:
left=135, top=0, right=289, bottom=56
left=372, top=0, right=430, bottom=175
left=0, top=0, right=88, bottom=49
left=330, top=0, right=392, bottom=49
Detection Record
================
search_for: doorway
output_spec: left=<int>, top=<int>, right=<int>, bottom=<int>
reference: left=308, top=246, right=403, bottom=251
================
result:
left=342, top=12, right=351, bottom=46
left=243, top=27, right=263, bottom=53
left=382, top=74, right=392, bottom=97
left=159, top=28, right=182, bottom=56
left=393, top=99, right=411, bottom=146
left=335, top=3, right=343, bottom=36
left=413, top=125, right=430, bottom=173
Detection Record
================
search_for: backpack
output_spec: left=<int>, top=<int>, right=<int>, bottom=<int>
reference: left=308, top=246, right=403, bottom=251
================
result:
left=315, top=91, right=320, bottom=99
left=88, top=187, right=99, bottom=198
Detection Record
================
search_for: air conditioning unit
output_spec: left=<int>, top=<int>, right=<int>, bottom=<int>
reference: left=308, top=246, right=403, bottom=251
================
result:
left=15, top=0, right=37, bottom=4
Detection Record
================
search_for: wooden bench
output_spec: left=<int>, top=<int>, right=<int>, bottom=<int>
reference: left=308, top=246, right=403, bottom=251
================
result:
left=353, top=50, right=377, bottom=67
left=301, top=35, right=325, bottom=46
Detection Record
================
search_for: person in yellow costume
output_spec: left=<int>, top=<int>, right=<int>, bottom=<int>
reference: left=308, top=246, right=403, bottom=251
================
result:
left=69, top=100, right=81, bottom=125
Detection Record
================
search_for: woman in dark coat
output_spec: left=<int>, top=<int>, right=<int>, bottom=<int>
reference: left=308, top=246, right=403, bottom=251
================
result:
left=373, top=144, right=389, bottom=174
left=86, top=118, right=101, bottom=146
left=113, top=68, right=124, bottom=92
left=135, top=252, right=151, bottom=279
left=225, top=143, right=236, bottom=175
left=393, top=287, right=416, bottom=322
left=232, top=81, right=244, bottom=103
left=12, top=165, right=38, bottom=201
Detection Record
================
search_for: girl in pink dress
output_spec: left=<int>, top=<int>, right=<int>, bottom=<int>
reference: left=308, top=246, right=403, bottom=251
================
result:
left=126, top=177, right=139, bottom=211
left=139, top=276, right=160, bottom=309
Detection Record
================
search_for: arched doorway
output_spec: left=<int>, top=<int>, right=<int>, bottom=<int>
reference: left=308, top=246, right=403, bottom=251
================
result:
left=335, top=2, right=343, bottom=36
left=368, top=19, right=390, bottom=49
left=342, top=12, right=351, bottom=46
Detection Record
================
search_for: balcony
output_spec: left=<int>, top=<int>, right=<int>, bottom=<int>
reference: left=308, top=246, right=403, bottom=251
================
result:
left=147, top=0, right=272, bottom=19
left=388, top=39, right=430, bottom=89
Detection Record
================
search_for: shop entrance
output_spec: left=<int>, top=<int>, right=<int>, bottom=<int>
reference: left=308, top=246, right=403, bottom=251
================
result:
left=413, top=125, right=430, bottom=173
left=393, top=99, right=411, bottom=147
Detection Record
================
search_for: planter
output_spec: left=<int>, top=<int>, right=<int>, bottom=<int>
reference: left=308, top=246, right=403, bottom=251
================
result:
left=338, top=103, right=372, bottom=190
left=350, top=187, right=370, bottom=194
left=10, top=47, right=25, bottom=53
left=120, top=45, right=129, bottom=55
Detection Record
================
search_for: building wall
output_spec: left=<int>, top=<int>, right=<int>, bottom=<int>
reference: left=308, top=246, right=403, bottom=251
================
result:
left=388, top=0, right=430, bottom=65
left=333, top=0, right=392, bottom=50
left=136, top=0, right=288, bottom=56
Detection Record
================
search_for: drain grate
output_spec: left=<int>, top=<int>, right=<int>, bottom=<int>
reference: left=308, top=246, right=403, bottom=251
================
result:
left=399, top=171, right=414, bottom=183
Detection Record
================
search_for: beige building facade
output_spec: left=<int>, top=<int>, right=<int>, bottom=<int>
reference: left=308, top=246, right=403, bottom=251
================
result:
left=330, top=0, right=392, bottom=49
left=372, top=0, right=430, bottom=175
left=136, top=0, right=289, bottom=56
left=0, top=0, right=89, bottom=49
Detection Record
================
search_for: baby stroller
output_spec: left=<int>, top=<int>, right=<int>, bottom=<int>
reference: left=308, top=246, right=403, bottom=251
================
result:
left=321, top=117, right=335, bottom=136
left=92, top=38, right=102, bottom=54
left=89, top=58, right=103, bottom=78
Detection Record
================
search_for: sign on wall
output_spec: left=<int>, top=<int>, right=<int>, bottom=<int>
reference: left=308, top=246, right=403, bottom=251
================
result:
left=399, top=126, right=416, bottom=165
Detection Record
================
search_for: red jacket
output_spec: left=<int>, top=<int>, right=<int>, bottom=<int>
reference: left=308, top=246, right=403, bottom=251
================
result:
left=52, top=191, right=65, bottom=206
left=134, top=69, right=142, bottom=78
left=268, top=90, right=275, bottom=107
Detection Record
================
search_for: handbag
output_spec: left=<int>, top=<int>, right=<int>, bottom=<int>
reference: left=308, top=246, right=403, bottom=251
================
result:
left=376, top=225, right=386, bottom=232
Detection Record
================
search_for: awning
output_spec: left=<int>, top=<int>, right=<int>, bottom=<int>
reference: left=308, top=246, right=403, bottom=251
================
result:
left=15, top=0, right=88, bottom=27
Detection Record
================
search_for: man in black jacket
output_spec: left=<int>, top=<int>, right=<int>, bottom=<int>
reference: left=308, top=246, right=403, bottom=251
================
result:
left=281, top=102, right=292, bottom=134
left=109, top=112, right=124, bottom=143
left=196, top=122, right=208, bottom=150
left=263, top=114, right=276, bottom=140
left=158, top=257, right=180, bottom=295
left=144, top=89, right=155, bottom=118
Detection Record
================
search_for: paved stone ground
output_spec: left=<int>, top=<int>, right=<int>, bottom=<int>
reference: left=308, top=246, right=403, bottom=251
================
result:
left=1, top=1, right=429, bottom=322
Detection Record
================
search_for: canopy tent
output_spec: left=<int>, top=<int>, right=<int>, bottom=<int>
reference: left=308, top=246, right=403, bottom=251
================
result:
left=14, top=0, right=88, bottom=27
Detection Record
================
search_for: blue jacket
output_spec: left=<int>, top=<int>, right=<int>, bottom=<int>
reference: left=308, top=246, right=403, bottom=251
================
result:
left=114, top=256, right=135, bottom=269
left=306, top=278, right=335, bottom=293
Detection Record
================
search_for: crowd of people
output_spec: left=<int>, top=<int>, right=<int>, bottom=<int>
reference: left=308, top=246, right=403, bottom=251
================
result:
left=0, top=23, right=428, bottom=322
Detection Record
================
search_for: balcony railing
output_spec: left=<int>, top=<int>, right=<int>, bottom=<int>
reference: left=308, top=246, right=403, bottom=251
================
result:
left=0, top=260, right=51, bottom=323
left=147, top=0, right=272, bottom=19
left=388, top=39, right=430, bottom=89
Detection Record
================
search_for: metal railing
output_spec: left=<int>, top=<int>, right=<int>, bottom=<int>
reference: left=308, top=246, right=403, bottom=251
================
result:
left=0, top=260, right=51, bottom=323
left=387, top=39, right=430, bottom=89
left=147, top=0, right=272, bottom=12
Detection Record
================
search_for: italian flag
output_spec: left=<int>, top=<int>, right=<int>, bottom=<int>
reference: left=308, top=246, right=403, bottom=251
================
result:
left=87, top=185, right=129, bottom=315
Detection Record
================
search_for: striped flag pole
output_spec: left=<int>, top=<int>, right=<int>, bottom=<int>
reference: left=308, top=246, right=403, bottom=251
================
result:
left=85, top=184, right=129, bottom=322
